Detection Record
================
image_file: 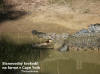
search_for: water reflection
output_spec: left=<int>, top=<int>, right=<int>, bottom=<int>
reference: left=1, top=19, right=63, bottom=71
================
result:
left=40, top=59, right=100, bottom=74
left=40, top=50, right=100, bottom=74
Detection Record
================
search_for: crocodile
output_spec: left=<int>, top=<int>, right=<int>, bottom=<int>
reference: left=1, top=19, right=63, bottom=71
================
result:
left=32, top=30, right=69, bottom=41
left=60, top=33, right=100, bottom=52
left=32, top=24, right=100, bottom=52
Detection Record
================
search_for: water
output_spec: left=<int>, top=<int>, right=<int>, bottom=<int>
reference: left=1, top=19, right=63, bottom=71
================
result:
left=0, top=33, right=100, bottom=74
left=40, top=50, right=100, bottom=74
left=40, top=59, right=100, bottom=74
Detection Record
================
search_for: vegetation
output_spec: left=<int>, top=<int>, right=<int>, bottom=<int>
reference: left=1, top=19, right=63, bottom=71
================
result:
left=0, top=33, right=40, bottom=63
left=0, top=0, right=4, bottom=9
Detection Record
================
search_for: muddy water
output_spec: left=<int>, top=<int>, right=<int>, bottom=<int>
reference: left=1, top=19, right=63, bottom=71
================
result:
left=40, top=59, right=100, bottom=74
left=40, top=50, right=100, bottom=74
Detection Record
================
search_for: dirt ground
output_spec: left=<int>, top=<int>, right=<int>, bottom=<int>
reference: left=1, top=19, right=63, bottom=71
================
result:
left=0, top=0, right=100, bottom=34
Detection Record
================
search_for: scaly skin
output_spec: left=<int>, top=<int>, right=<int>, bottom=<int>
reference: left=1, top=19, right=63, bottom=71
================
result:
left=61, top=33, right=100, bottom=52
left=32, top=30, right=100, bottom=52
